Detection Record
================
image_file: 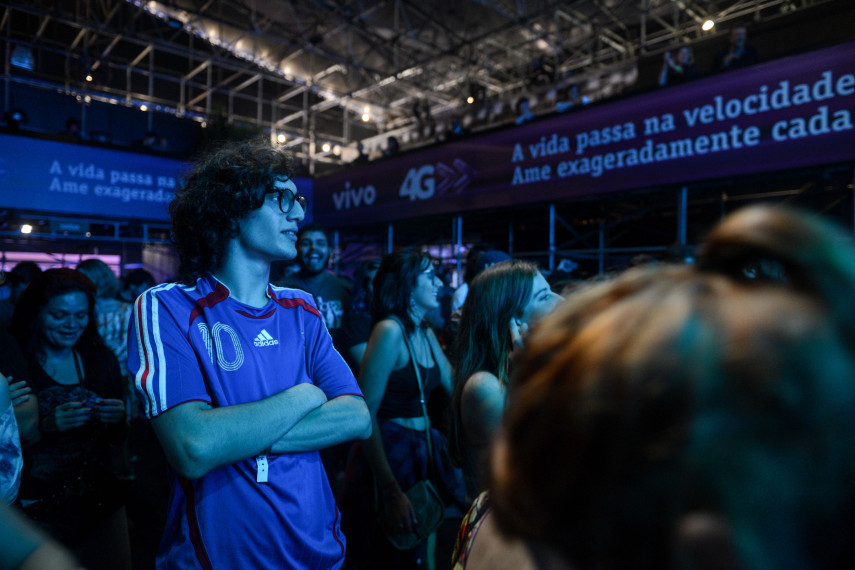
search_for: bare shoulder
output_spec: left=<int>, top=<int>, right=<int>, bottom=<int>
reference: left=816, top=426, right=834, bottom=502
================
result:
left=461, top=371, right=506, bottom=441
left=363, top=318, right=408, bottom=370
left=372, top=318, right=406, bottom=341
left=463, top=371, right=503, bottom=401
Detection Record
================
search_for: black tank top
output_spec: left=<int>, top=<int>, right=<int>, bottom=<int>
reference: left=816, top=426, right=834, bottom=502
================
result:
left=377, top=359, right=440, bottom=419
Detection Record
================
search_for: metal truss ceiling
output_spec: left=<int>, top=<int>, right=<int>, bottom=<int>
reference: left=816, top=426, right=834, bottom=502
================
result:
left=1, top=0, right=832, bottom=169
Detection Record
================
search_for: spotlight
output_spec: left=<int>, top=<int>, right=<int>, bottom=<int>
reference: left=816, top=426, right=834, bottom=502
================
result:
left=201, top=121, right=207, bottom=128
left=322, top=143, right=331, bottom=153
left=333, top=145, right=341, bottom=156
left=702, top=19, right=714, bottom=31
left=140, top=104, right=149, bottom=111
left=277, top=133, right=286, bottom=144
left=361, top=113, right=370, bottom=122
left=466, top=96, right=474, bottom=104
left=20, top=224, right=32, bottom=234
left=85, top=74, right=93, bottom=82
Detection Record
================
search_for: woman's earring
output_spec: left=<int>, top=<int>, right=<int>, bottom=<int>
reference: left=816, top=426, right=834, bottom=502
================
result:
left=409, top=297, right=417, bottom=310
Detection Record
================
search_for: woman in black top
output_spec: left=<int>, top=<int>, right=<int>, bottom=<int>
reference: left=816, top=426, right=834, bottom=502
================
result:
left=358, top=251, right=465, bottom=568
left=11, top=268, right=130, bottom=569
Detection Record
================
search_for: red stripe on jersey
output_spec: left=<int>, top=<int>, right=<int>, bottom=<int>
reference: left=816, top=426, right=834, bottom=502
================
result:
left=180, top=476, right=214, bottom=570
left=135, top=295, right=153, bottom=417
left=188, top=282, right=230, bottom=327
left=332, top=503, right=345, bottom=564
left=272, top=296, right=322, bottom=319
left=236, top=309, right=276, bottom=319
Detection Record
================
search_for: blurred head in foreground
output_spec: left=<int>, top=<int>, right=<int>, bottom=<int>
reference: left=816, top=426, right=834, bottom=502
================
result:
left=491, top=206, right=855, bottom=569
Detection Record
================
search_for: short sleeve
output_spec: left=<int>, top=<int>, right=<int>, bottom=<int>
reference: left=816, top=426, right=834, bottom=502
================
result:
left=128, top=286, right=211, bottom=418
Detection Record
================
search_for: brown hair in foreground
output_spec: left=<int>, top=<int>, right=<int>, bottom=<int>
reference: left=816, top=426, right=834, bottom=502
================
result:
left=491, top=205, right=855, bottom=569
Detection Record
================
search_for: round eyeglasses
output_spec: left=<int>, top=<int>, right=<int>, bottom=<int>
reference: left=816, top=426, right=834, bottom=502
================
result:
left=267, top=185, right=308, bottom=214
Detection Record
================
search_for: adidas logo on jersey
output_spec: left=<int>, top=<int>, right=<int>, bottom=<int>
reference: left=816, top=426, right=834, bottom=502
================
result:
left=254, top=329, right=279, bottom=347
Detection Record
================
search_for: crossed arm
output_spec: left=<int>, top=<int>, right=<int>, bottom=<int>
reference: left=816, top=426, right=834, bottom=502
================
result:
left=152, top=383, right=370, bottom=480
left=268, top=393, right=370, bottom=454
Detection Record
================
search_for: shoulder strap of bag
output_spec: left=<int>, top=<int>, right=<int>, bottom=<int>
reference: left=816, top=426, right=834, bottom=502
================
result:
left=387, top=315, right=435, bottom=477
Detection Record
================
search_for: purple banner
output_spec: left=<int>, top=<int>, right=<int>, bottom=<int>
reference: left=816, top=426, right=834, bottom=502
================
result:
left=315, top=41, right=855, bottom=227
left=0, top=133, right=314, bottom=222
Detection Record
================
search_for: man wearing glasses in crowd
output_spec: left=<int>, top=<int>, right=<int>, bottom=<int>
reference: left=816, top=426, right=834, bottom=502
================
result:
left=128, top=139, right=371, bottom=569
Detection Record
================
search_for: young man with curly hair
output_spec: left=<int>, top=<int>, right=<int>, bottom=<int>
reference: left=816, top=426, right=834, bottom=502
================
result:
left=128, top=139, right=371, bottom=569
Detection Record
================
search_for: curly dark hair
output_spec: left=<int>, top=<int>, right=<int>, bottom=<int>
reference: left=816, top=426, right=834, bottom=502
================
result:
left=371, top=249, right=433, bottom=335
left=170, top=138, right=295, bottom=282
left=10, top=268, right=105, bottom=369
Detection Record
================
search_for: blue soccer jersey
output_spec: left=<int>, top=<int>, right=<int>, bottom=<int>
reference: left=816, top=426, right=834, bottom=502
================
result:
left=128, top=274, right=363, bottom=569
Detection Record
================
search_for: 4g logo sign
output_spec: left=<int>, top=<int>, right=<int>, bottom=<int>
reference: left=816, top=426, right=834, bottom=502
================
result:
left=399, top=165, right=435, bottom=200
left=331, top=159, right=474, bottom=211
left=400, top=159, right=475, bottom=201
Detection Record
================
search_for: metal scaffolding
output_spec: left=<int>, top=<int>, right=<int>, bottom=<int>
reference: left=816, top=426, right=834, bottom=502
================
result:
left=1, top=0, right=834, bottom=170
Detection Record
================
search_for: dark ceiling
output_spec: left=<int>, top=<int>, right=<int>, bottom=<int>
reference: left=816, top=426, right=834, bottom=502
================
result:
left=0, top=0, right=845, bottom=171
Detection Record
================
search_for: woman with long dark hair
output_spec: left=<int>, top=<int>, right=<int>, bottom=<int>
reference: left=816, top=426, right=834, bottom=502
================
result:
left=11, top=268, right=129, bottom=569
left=358, top=250, right=465, bottom=568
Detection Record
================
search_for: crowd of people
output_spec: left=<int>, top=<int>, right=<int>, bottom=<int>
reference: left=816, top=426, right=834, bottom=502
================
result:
left=2, top=136, right=855, bottom=570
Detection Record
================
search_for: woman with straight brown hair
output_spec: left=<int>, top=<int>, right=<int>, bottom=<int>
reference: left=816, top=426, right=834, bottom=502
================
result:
left=451, top=259, right=560, bottom=500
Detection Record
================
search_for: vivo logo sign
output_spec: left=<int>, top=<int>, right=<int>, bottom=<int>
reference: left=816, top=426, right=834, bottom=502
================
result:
left=332, top=181, right=376, bottom=210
